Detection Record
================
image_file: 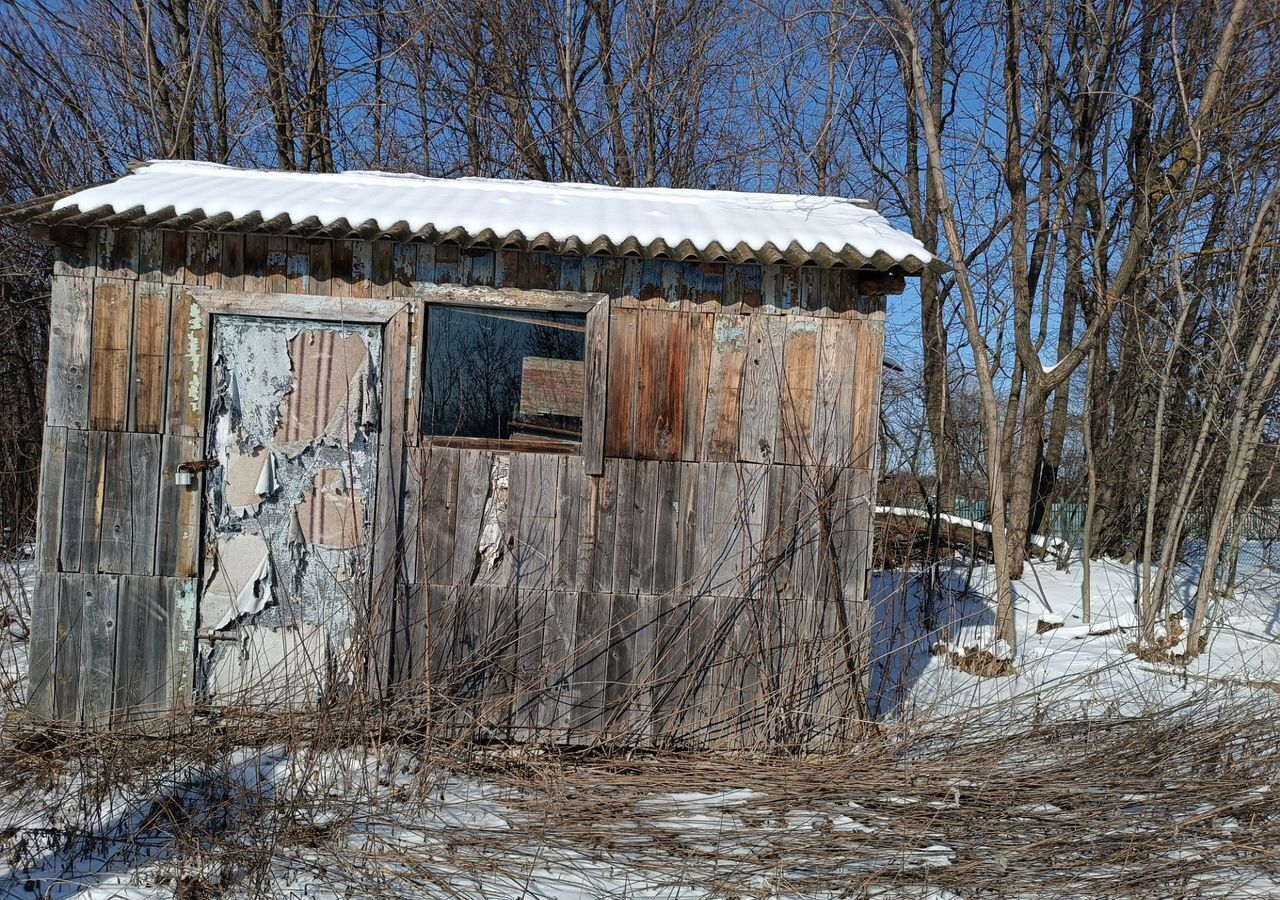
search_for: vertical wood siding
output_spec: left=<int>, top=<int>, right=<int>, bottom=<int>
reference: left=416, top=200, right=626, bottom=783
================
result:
left=30, top=227, right=886, bottom=750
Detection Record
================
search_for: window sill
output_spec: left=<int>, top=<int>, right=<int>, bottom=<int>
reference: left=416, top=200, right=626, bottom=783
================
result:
left=426, top=436, right=580, bottom=455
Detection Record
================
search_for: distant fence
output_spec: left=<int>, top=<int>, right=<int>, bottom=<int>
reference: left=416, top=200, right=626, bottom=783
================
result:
left=951, top=498, right=1088, bottom=544
left=950, top=498, right=1280, bottom=546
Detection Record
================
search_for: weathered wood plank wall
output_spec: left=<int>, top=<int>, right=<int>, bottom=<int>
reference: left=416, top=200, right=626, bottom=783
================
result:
left=30, top=226, right=886, bottom=750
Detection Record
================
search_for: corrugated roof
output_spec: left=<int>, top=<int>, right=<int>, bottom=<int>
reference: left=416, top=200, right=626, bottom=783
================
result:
left=4, top=161, right=944, bottom=273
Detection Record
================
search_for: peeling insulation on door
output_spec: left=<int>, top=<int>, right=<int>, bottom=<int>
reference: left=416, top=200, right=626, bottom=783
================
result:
left=200, top=315, right=382, bottom=707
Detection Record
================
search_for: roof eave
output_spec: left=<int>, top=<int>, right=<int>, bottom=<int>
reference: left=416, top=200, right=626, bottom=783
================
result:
left=1, top=191, right=944, bottom=274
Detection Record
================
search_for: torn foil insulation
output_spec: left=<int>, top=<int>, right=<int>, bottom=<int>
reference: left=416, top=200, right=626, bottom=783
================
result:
left=199, top=314, right=383, bottom=707
left=202, top=532, right=274, bottom=631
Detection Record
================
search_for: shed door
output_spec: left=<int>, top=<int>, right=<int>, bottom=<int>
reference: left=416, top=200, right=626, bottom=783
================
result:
left=197, top=315, right=382, bottom=706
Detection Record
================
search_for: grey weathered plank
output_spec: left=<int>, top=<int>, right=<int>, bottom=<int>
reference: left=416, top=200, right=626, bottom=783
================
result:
left=46, top=277, right=94, bottom=430
left=511, top=589, right=547, bottom=742
left=453, top=585, right=493, bottom=731
left=417, top=448, right=460, bottom=585
left=193, top=289, right=407, bottom=324
left=569, top=590, right=611, bottom=742
left=737, top=462, right=771, bottom=596
left=582, top=299, right=609, bottom=475
left=738, top=313, right=786, bottom=463
left=78, top=573, right=120, bottom=728
left=686, top=463, right=717, bottom=595
left=220, top=234, right=245, bottom=290
left=681, top=591, right=719, bottom=748
left=53, top=233, right=96, bottom=279
left=651, top=591, right=692, bottom=746
left=184, top=232, right=209, bottom=285
left=553, top=457, right=583, bottom=592
left=242, top=234, right=268, bottom=291
left=96, top=228, right=138, bottom=281
left=603, top=590, right=653, bottom=746
left=165, top=288, right=209, bottom=437
left=792, top=468, right=827, bottom=603
left=413, top=285, right=601, bottom=317
left=508, top=454, right=559, bottom=591
left=725, top=593, right=765, bottom=750
left=674, top=462, right=702, bottom=590
left=170, top=578, right=197, bottom=710
left=53, top=574, right=83, bottom=720
left=478, top=585, right=519, bottom=739
left=609, top=459, right=636, bottom=594
left=425, top=583, right=451, bottom=685
left=538, top=589, right=580, bottom=739
left=113, top=575, right=171, bottom=721
left=391, top=583, right=426, bottom=686
left=369, top=307, right=413, bottom=692
left=58, top=429, right=93, bottom=573
left=405, top=299, right=427, bottom=447
left=26, top=573, right=59, bottom=717
left=645, top=461, right=680, bottom=594
left=625, top=461, right=659, bottom=595
left=580, top=462, right=618, bottom=593
left=155, top=434, right=202, bottom=579
left=82, top=431, right=109, bottom=575
left=764, top=463, right=805, bottom=600
left=703, top=463, right=746, bottom=596
left=451, top=449, right=492, bottom=585
left=35, top=426, right=68, bottom=572
left=98, top=432, right=160, bottom=575
left=126, top=432, right=161, bottom=574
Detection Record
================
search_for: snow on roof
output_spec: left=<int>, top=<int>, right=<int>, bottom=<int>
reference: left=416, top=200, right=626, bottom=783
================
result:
left=34, top=161, right=940, bottom=273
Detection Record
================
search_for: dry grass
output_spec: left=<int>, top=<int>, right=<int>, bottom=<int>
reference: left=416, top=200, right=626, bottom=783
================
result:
left=1, top=510, right=1276, bottom=896
left=1, top=691, right=1277, bottom=898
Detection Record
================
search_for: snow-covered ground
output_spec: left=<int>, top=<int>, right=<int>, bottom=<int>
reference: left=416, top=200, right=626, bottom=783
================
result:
left=872, top=548, right=1280, bottom=726
left=1, top=548, right=1278, bottom=898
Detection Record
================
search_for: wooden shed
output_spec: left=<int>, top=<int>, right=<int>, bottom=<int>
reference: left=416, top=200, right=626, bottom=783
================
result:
left=6, top=162, right=938, bottom=750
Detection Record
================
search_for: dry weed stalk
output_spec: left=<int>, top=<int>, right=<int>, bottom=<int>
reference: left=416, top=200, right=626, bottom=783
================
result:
left=0, top=682, right=1277, bottom=898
